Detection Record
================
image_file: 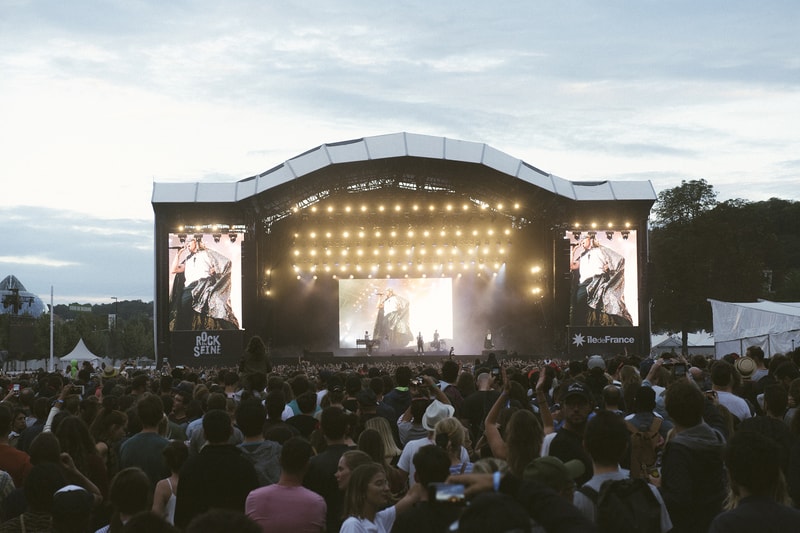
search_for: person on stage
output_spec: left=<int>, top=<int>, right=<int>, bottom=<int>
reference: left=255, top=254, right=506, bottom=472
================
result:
left=569, top=234, right=633, bottom=326
left=416, top=332, right=424, bottom=356
left=169, top=235, right=239, bottom=330
left=373, top=288, right=413, bottom=349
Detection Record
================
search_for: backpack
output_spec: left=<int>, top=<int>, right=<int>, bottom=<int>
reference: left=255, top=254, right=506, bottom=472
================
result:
left=579, top=478, right=662, bottom=533
left=626, top=417, right=662, bottom=479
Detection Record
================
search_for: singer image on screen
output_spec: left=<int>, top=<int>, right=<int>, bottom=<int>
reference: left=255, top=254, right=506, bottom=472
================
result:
left=373, top=288, right=413, bottom=349
left=169, top=236, right=239, bottom=330
left=570, top=235, right=633, bottom=327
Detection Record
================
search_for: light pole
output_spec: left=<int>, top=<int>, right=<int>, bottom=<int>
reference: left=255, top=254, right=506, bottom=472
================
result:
left=110, top=297, right=118, bottom=329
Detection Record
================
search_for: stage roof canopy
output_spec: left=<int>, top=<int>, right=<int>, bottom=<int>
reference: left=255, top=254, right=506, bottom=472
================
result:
left=152, top=132, right=657, bottom=206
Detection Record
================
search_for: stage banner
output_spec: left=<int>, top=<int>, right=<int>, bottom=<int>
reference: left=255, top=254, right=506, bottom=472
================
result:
left=567, top=326, right=640, bottom=358
left=169, top=330, right=243, bottom=367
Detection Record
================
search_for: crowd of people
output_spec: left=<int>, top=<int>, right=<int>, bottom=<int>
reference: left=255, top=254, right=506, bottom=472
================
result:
left=1, top=341, right=800, bottom=532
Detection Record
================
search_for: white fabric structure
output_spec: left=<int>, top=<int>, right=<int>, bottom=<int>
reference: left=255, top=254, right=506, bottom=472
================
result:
left=708, top=299, right=800, bottom=358
left=59, top=338, right=101, bottom=363
left=650, top=331, right=714, bottom=358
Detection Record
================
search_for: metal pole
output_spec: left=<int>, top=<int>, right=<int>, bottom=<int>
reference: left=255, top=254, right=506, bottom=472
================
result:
left=49, top=286, right=54, bottom=372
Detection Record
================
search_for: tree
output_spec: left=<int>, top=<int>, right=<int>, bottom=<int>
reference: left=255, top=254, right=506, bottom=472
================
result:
left=652, top=179, right=718, bottom=226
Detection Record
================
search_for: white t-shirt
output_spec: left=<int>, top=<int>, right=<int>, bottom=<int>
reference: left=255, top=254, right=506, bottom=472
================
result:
left=715, top=390, right=752, bottom=422
left=183, top=250, right=215, bottom=285
left=339, top=505, right=396, bottom=533
left=397, top=435, right=469, bottom=488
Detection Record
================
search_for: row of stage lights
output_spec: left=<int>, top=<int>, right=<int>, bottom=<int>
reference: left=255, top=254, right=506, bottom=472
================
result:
left=175, top=224, right=248, bottom=243
left=293, top=201, right=522, bottom=215
left=571, top=222, right=633, bottom=241
left=293, top=244, right=508, bottom=260
left=282, top=263, right=545, bottom=297
left=293, top=227, right=513, bottom=241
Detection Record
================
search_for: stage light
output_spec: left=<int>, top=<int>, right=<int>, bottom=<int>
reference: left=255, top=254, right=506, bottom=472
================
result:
left=378, top=205, right=385, bottom=212
left=327, top=205, right=334, bottom=213
left=591, top=222, right=597, bottom=229
left=605, top=231, right=614, bottom=240
left=497, top=203, right=503, bottom=210
left=572, top=232, right=581, bottom=240
left=310, top=249, right=317, bottom=256
left=588, top=231, right=597, bottom=238
left=514, top=203, right=520, bottom=209
left=194, top=234, right=203, bottom=242
left=210, top=233, right=220, bottom=243
left=343, top=231, right=350, bottom=238
left=446, top=204, right=453, bottom=211
left=361, top=205, right=367, bottom=212
left=345, top=206, right=351, bottom=213
left=178, top=233, right=187, bottom=243
left=326, top=232, right=332, bottom=238
left=622, top=230, right=630, bottom=240
left=412, top=204, right=419, bottom=211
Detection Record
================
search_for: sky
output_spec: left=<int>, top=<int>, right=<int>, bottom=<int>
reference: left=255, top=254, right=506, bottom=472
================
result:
left=1, top=1, right=798, bottom=305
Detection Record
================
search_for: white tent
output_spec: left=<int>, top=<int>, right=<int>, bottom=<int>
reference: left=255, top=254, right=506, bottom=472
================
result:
left=708, top=299, right=800, bottom=359
left=59, top=338, right=101, bottom=363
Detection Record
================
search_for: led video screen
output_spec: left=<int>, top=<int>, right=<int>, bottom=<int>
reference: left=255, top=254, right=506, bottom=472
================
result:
left=167, top=232, right=243, bottom=331
left=566, top=230, right=638, bottom=327
left=338, top=278, right=453, bottom=351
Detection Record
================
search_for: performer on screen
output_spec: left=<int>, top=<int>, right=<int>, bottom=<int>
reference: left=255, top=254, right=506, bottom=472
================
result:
left=169, top=235, right=239, bottom=330
left=373, top=288, right=413, bottom=349
left=570, top=234, right=633, bottom=326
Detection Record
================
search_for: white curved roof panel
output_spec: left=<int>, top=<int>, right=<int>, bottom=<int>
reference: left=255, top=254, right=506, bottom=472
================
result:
left=153, top=132, right=656, bottom=204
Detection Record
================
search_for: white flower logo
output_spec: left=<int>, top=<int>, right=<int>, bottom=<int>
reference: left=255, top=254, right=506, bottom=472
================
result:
left=572, top=333, right=585, bottom=347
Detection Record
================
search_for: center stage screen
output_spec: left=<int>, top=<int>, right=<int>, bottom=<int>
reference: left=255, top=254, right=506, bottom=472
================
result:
left=567, top=230, right=638, bottom=327
left=338, top=278, right=453, bottom=350
left=167, top=232, right=243, bottom=331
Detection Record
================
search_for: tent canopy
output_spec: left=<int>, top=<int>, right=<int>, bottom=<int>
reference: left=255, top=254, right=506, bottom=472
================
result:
left=59, top=338, right=101, bottom=363
left=708, top=299, right=800, bottom=358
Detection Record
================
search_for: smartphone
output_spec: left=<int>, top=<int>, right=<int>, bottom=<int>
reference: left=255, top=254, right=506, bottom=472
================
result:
left=672, top=363, right=687, bottom=377
left=70, top=385, right=84, bottom=395
left=491, top=366, right=501, bottom=377
left=12, top=384, right=20, bottom=393
left=428, top=483, right=466, bottom=505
